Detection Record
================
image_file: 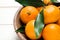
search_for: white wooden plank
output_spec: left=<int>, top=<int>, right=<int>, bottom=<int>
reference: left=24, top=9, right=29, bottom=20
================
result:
left=0, top=6, right=22, bottom=24
left=0, top=0, right=22, bottom=6
left=0, top=25, right=20, bottom=40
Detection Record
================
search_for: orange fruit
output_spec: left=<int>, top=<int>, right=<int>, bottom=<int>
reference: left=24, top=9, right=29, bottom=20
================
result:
left=20, top=6, right=39, bottom=24
left=57, top=18, right=60, bottom=25
left=42, top=24, right=60, bottom=40
left=43, top=0, right=51, bottom=4
left=58, top=6, right=60, bottom=9
left=37, top=7, right=43, bottom=12
left=58, top=6, right=60, bottom=13
left=44, top=5, right=60, bottom=24
left=25, top=20, right=41, bottom=39
left=58, top=6, right=60, bottom=12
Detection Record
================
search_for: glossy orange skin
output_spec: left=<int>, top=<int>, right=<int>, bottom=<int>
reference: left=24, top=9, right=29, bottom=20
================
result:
left=57, top=6, right=60, bottom=25
left=44, top=5, right=60, bottom=24
left=58, top=6, right=60, bottom=9
left=42, top=24, right=60, bottom=40
left=43, top=0, right=50, bottom=4
left=20, top=6, right=39, bottom=24
left=25, top=20, right=41, bottom=39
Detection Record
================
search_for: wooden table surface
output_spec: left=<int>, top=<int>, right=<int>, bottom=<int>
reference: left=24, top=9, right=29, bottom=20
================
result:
left=0, top=0, right=22, bottom=40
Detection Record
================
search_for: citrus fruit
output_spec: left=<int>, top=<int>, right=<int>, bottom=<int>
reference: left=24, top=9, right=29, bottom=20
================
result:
left=20, top=6, right=39, bottom=24
left=44, top=5, right=60, bottom=24
left=43, top=0, right=52, bottom=4
left=42, top=24, right=60, bottom=40
left=58, top=6, right=60, bottom=9
left=37, top=7, right=43, bottom=12
left=57, top=18, right=60, bottom=25
left=25, top=20, right=41, bottom=39
left=57, top=6, right=60, bottom=25
left=58, top=6, right=60, bottom=12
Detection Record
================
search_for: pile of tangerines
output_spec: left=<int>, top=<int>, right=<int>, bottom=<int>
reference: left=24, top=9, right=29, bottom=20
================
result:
left=18, top=0, right=60, bottom=40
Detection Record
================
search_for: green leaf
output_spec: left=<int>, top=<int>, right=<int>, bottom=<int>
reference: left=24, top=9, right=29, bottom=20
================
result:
left=16, top=25, right=25, bottom=33
left=15, top=0, right=46, bottom=7
left=34, top=10, right=44, bottom=38
left=51, top=0, right=58, bottom=3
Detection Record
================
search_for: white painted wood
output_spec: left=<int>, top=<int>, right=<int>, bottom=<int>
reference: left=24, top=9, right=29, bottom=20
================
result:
left=0, top=6, right=22, bottom=24
left=0, top=25, right=20, bottom=40
left=0, top=0, right=22, bottom=6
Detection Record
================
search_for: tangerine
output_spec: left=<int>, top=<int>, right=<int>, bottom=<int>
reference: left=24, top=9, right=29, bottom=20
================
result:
left=20, top=6, right=39, bottom=24
left=42, top=24, right=60, bottom=40
left=44, top=5, right=60, bottom=24
left=25, top=20, right=41, bottom=39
